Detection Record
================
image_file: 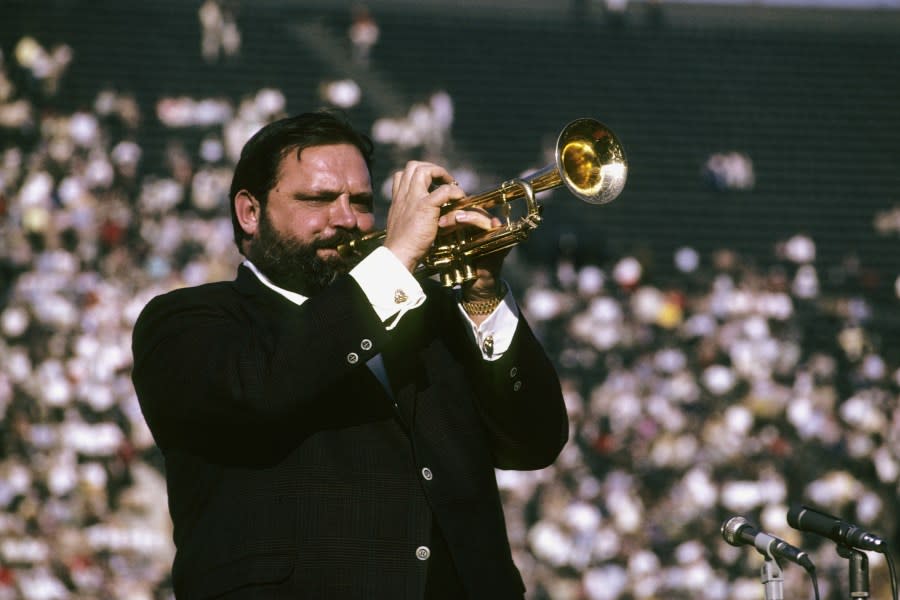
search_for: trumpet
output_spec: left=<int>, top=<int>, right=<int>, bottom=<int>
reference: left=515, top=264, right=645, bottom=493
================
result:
left=338, top=118, right=627, bottom=287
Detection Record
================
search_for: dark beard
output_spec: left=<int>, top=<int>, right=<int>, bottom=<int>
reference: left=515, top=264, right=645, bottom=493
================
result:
left=247, top=212, right=363, bottom=296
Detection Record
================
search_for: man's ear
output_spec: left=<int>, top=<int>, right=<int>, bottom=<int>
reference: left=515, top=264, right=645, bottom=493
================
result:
left=234, top=190, right=260, bottom=237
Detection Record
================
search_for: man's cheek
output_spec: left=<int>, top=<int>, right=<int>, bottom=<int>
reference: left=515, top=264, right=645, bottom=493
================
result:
left=358, top=214, right=376, bottom=232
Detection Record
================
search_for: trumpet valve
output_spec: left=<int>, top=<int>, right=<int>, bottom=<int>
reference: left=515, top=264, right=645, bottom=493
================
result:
left=462, top=263, right=476, bottom=283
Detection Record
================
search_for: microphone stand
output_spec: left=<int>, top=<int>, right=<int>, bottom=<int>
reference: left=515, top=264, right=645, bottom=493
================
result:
left=836, top=544, right=870, bottom=599
left=760, top=556, right=785, bottom=600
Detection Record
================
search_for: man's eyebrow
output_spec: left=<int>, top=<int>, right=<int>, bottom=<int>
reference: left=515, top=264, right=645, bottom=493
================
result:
left=291, top=189, right=339, bottom=200
left=291, top=190, right=373, bottom=203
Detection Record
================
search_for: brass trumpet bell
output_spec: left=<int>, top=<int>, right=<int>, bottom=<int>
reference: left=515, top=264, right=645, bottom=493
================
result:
left=530, top=117, right=628, bottom=206
left=340, top=118, right=627, bottom=286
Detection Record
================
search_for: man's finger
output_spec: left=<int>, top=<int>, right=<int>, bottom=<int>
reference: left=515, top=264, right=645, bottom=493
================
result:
left=437, top=209, right=497, bottom=230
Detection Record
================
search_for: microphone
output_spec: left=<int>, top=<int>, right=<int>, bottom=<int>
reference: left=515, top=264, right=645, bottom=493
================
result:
left=787, top=504, right=885, bottom=553
left=722, top=516, right=816, bottom=572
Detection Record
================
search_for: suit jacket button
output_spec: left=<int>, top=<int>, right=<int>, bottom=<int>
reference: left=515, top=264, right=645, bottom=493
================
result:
left=513, top=380, right=522, bottom=392
left=360, top=339, right=373, bottom=351
left=509, top=367, right=518, bottom=378
left=416, top=546, right=431, bottom=560
left=346, top=352, right=359, bottom=364
left=421, top=467, right=433, bottom=481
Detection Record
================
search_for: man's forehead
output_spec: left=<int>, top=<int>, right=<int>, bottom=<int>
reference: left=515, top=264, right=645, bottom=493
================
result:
left=277, top=143, right=371, bottom=188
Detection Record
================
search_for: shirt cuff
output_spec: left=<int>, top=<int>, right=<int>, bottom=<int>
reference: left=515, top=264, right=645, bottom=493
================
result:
left=350, top=246, right=425, bottom=330
left=458, top=284, right=519, bottom=361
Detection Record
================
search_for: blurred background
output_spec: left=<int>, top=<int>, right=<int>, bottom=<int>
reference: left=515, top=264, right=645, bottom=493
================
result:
left=1, top=0, right=899, bottom=598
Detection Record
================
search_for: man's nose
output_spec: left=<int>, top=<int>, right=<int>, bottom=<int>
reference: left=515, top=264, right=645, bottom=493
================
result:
left=329, top=195, right=357, bottom=229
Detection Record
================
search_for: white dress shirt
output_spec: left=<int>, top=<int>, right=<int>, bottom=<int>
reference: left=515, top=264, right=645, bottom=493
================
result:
left=243, top=246, right=519, bottom=361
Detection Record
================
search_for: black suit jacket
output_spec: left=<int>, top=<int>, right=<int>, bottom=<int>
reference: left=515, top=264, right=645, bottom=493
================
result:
left=131, top=265, right=567, bottom=599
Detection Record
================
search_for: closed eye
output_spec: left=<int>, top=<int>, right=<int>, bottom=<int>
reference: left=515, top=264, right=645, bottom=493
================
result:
left=351, top=193, right=374, bottom=213
left=293, top=192, right=373, bottom=211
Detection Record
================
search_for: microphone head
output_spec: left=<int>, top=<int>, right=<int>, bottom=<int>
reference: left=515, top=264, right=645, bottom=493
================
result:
left=788, top=503, right=885, bottom=552
left=721, top=516, right=749, bottom=546
left=787, top=504, right=810, bottom=529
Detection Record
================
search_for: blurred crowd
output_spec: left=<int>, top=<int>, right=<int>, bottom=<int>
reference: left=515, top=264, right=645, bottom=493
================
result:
left=505, top=238, right=899, bottom=599
left=1, top=7, right=899, bottom=600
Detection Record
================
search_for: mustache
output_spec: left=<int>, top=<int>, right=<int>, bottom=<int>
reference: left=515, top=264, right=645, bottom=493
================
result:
left=311, top=230, right=362, bottom=250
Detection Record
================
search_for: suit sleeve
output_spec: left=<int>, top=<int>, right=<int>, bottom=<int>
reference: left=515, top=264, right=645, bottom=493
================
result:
left=466, top=312, right=569, bottom=471
left=131, top=274, right=391, bottom=449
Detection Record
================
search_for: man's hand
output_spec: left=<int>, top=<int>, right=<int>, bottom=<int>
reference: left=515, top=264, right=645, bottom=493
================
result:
left=437, top=209, right=506, bottom=298
left=438, top=209, right=510, bottom=325
left=383, top=161, right=465, bottom=273
left=383, top=161, right=509, bottom=322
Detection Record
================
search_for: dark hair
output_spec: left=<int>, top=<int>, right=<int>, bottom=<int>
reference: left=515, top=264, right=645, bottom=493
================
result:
left=229, top=110, right=374, bottom=253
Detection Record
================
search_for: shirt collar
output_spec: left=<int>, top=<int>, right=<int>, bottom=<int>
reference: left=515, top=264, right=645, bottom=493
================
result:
left=241, top=259, right=308, bottom=307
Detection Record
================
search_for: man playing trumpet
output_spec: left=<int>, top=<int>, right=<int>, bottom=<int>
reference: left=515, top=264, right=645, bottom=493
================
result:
left=131, top=110, right=567, bottom=599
